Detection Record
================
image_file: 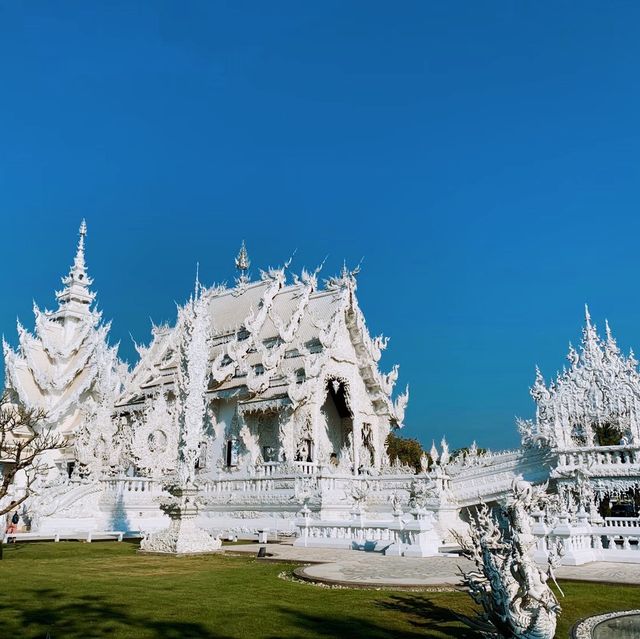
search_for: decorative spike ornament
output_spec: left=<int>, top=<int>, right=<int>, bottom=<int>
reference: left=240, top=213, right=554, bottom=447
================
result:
left=440, top=437, right=450, bottom=465
left=234, top=240, right=250, bottom=281
left=430, top=441, right=439, bottom=465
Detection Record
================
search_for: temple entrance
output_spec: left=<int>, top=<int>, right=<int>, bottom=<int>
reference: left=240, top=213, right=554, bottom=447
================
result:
left=256, top=413, right=279, bottom=462
left=321, top=378, right=353, bottom=460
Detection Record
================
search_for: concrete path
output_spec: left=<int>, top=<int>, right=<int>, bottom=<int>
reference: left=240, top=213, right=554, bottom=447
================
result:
left=228, top=542, right=640, bottom=588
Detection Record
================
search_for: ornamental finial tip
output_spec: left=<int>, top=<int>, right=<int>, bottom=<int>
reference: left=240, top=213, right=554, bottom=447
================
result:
left=78, top=219, right=87, bottom=253
left=605, top=318, right=613, bottom=340
left=194, top=261, right=201, bottom=300
left=235, top=240, right=250, bottom=273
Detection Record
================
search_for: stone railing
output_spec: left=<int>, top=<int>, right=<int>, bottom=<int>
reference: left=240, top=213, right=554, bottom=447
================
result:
left=293, top=461, right=318, bottom=475
left=101, top=477, right=164, bottom=496
left=605, top=516, right=640, bottom=529
left=255, top=461, right=317, bottom=477
left=201, top=477, right=289, bottom=494
left=257, top=462, right=280, bottom=477
left=295, top=518, right=401, bottom=547
left=294, top=508, right=440, bottom=557
left=556, top=445, right=640, bottom=469
left=532, top=511, right=640, bottom=565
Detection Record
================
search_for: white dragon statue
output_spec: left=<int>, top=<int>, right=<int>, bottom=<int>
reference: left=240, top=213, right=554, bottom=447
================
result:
left=454, top=479, right=563, bottom=639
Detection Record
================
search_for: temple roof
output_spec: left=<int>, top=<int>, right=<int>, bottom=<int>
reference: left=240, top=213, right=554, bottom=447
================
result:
left=119, top=262, right=407, bottom=426
left=122, top=276, right=340, bottom=400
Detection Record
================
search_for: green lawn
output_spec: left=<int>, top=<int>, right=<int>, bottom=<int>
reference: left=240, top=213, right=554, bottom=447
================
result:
left=0, top=541, right=638, bottom=638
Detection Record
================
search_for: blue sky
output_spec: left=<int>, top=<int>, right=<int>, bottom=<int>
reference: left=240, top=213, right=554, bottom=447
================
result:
left=1, top=2, right=640, bottom=450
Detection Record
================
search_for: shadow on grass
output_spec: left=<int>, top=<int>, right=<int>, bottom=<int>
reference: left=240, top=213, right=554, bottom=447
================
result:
left=376, top=594, right=482, bottom=639
left=272, top=595, right=482, bottom=639
left=0, top=587, right=230, bottom=639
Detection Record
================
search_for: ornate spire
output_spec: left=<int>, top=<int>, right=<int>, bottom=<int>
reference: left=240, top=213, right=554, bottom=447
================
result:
left=54, top=219, right=95, bottom=318
left=604, top=318, right=622, bottom=360
left=430, top=441, right=439, bottom=465
left=440, top=436, right=450, bottom=465
left=234, top=241, right=250, bottom=290
left=581, top=303, right=601, bottom=361
left=77, top=218, right=87, bottom=262
left=235, top=241, right=250, bottom=274
left=194, top=262, right=201, bottom=300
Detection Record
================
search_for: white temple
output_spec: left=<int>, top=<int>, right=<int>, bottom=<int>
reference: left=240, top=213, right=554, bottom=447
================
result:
left=2, top=222, right=639, bottom=562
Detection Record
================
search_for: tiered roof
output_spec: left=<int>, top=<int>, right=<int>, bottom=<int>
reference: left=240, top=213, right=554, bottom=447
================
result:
left=121, top=253, right=408, bottom=427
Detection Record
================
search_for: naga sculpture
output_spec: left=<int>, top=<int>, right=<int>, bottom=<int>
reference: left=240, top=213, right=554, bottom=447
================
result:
left=454, top=480, right=562, bottom=639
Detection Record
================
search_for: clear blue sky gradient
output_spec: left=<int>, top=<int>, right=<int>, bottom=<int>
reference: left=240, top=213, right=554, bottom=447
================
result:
left=2, top=2, right=640, bottom=450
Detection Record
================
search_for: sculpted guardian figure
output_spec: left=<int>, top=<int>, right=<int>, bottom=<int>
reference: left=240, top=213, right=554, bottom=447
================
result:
left=454, top=480, right=562, bottom=639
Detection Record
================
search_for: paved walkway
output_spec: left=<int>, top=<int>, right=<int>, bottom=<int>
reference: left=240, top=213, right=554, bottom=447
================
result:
left=228, top=542, right=640, bottom=588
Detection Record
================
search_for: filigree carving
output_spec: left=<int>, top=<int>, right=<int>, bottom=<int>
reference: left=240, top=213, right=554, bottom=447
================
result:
left=129, top=392, right=178, bottom=478
left=523, top=307, right=640, bottom=450
left=454, top=480, right=563, bottom=639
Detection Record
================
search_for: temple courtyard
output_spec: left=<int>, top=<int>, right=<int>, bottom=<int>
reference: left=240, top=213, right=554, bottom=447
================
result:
left=0, top=541, right=638, bottom=639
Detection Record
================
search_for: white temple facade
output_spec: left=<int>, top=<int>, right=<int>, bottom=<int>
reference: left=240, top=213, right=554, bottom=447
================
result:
left=2, top=223, right=639, bottom=563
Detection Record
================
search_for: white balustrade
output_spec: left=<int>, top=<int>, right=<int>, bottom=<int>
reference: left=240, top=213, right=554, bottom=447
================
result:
left=292, top=461, right=317, bottom=475
left=557, top=445, right=640, bottom=469
left=294, top=509, right=439, bottom=557
left=533, top=515, right=640, bottom=565
left=101, top=477, right=163, bottom=495
left=604, top=517, right=640, bottom=529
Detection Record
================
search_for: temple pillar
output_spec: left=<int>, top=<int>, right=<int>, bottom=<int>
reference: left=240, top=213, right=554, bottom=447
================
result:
left=310, top=401, right=321, bottom=463
left=352, top=419, right=361, bottom=473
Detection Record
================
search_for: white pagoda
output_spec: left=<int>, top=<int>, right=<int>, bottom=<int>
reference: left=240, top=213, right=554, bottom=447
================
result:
left=2, top=221, right=125, bottom=479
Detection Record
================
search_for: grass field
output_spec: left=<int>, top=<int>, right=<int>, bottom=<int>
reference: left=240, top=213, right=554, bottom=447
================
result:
left=0, top=541, right=638, bottom=638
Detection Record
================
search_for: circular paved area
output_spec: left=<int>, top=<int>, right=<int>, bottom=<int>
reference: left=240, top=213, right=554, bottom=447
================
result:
left=296, top=554, right=472, bottom=588
left=228, top=542, right=640, bottom=589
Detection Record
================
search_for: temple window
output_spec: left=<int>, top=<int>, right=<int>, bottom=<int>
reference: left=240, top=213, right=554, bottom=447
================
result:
left=307, top=339, right=322, bottom=354
left=196, top=442, right=208, bottom=470
left=225, top=439, right=239, bottom=467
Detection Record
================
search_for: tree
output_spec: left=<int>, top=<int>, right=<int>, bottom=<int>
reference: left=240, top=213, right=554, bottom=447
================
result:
left=594, top=422, right=622, bottom=446
left=451, top=445, right=488, bottom=460
left=385, top=432, right=428, bottom=473
left=0, top=391, right=62, bottom=557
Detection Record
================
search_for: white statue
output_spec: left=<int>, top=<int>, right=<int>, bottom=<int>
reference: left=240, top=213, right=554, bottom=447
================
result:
left=454, top=480, right=562, bottom=639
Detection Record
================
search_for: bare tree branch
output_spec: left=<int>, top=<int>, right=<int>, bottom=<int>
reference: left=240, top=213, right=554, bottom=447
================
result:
left=0, top=391, right=64, bottom=517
